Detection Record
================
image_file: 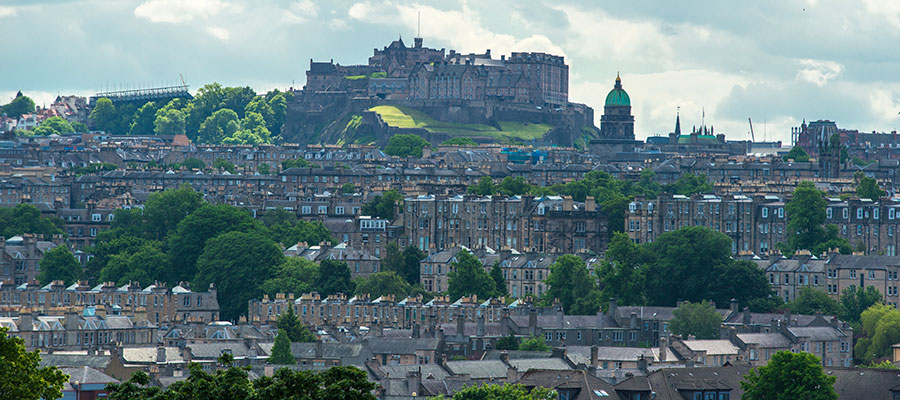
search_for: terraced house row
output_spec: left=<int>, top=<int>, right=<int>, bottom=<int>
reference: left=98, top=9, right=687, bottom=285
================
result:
left=626, top=193, right=900, bottom=256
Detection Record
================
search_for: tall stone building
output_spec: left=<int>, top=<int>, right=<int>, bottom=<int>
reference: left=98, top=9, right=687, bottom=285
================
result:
left=599, top=74, right=634, bottom=140
left=590, top=74, right=641, bottom=158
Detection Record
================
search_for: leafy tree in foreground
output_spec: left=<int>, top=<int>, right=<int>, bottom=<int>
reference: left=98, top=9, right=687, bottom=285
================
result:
left=787, top=287, right=839, bottom=315
left=544, top=254, right=601, bottom=315
left=669, top=300, right=722, bottom=340
left=433, top=383, right=555, bottom=400
left=193, top=231, right=284, bottom=321
left=37, top=245, right=81, bottom=286
left=142, top=183, right=204, bottom=241
left=448, top=250, right=497, bottom=301
left=519, top=336, right=550, bottom=352
left=839, top=285, right=882, bottom=325
left=0, top=327, right=68, bottom=400
left=741, top=351, right=837, bottom=400
left=269, top=330, right=296, bottom=365
left=854, top=304, right=900, bottom=363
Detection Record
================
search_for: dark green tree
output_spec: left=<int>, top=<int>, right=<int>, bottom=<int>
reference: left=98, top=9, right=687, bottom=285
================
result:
left=468, top=176, right=497, bottom=195
left=441, top=137, right=477, bottom=146
left=783, top=146, right=810, bottom=162
left=32, top=116, right=74, bottom=136
left=400, top=245, right=426, bottom=285
left=784, top=181, right=827, bottom=253
left=596, top=232, right=648, bottom=308
left=0, top=203, right=64, bottom=239
left=129, top=101, right=158, bottom=135
left=316, top=259, right=355, bottom=296
left=544, top=255, right=601, bottom=315
left=2, top=94, right=35, bottom=119
left=214, top=158, right=237, bottom=173
left=741, top=351, right=837, bottom=400
left=663, top=173, right=713, bottom=196
left=153, top=108, right=186, bottom=135
left=180, top=157, right=206, bottom=170
left=447, top=251, right=497, bottom=301
left=199, top=109, right=240, bottom=144
left=167, top=204, right=266, bottom=284
left=436, top=383, right=555, bottom=400
left=382, top=241, right=403, bottom=272
left=383, top=134, right=429, bottom=157
left=98, top=241, right=169, bottom=286
left=519, top=336, right=551, bottom=352
left=269, top=330, right=296, bottom=365
left=669, top=300, right=722, bottom=340
left=354, top=271, right=411, bottom=298
left=89, top=97, right=117, bottom=132
left=856, top=174, right=886, bottom=200
left=277, top=306, right=317, bottom=342
left=361, top=190, right=402, bottom=220
left=495, top=335, right=519, bottom=350
left=143, top=183, right=204, bottom=241
left=787, top=287, right=840, bottom=315
left=839, top=285, right=883, bottom=325
left=261, top=257, right=320, bottom=298
left=37, top=245, right=81, bottom=286
left=854, top=304, right=900, bottom=362
left=193, top=231, right=284, bottom=321
left=0, top=327, right=68, bottom=400
left=498, top=176, right=533, bottom=196
left=490, top=261, right=507, bottom=296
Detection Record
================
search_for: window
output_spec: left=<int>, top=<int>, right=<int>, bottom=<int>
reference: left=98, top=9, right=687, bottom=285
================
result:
left=827, top=208, right=833, bottom=219
left=301, top=206, right=311, bottom=214
left=762, top=207, right=768, bottom=218
left=858, top=208, right=864, bottom=219
left=91, top=213, right=101, bottom=222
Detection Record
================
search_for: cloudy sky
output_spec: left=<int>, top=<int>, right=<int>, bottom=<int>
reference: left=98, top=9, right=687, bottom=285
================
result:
left=3, top=0, right=900, bottom=143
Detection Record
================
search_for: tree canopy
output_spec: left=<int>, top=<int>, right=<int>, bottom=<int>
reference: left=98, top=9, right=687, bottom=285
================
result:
left=194, top=231, right=284, bottom=321
left=543, top=255, right=602, bottom=315
left=447, top=250, right=500, bottom=301
left=316, top=259, right=355, bottom=296
left=354, top=271, right=411, bottom=299
left=0, top=327, right=68, bottom=400
left=669, top=301, right=722, bottom=340
left=854, top=304, right=900, bottom=363
left=600, top=226, right=774, bottom=309
left=781, top=181, right=850, bottom=255
left=269, top=330, right=296, bottom=365
left=361, top=190, right=402, bottom=220
left=37, top=245, right=82, bottom=286
left=2, top=94, right=35, bottom=119
left=276, top=306, right=317, bottom=343
left=741, top=351, right=837, bottom=400
left=787, top=287, right=840, bottom=315
left=783, top=146, right=810, bottom=162
left=856, top=173, right=885, bottom=200
left=384, top=134, right=430, bottom=158
left=0, top=203, right=64, bottom=239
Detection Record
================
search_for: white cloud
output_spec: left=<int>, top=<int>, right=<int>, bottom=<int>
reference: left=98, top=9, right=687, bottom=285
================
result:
left=865, top=0, right=900, bottom=28
left=329, top=18, right=349, bottom=31
left=134, top=0, right=241, bottom=24
left=285, top=0, right=319, bottom=23
left=796, top=59, right=843, bottom=86
left=0, top=6, right=16, bottom=18
left=348, top=1, right=564, bottom=57
left=868, top=87, right=900, bottom=121
left=205, top=26, right=230, bottom=41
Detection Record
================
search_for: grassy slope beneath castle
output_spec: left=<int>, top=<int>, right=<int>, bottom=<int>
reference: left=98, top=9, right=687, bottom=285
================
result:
left=369, top=105, right=552, bottom=141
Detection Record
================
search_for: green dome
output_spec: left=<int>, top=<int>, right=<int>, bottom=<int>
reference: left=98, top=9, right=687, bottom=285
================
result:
left=605, top=75, right=631, bottom=107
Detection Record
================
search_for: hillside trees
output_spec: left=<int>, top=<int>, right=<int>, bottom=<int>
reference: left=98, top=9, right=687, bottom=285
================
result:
left=0, top=327, right=68, bottom=400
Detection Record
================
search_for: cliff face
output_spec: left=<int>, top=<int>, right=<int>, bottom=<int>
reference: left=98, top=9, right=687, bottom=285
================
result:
left=281, top=92, right=598, bottom=147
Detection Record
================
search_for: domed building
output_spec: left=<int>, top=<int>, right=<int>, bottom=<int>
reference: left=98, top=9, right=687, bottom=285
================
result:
left=599, top=74, right=634, bottom=140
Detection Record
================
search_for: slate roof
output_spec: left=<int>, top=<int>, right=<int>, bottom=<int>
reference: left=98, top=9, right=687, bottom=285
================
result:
left=517, top=369, right=616, bottom=400
left=682, top=340, right=739, bottom=355
left=444, top=360, right=508, bottom=379
left=509, top=357, right=571, bottom=372
left=60, top=366, right=118, bottom=385
left=643, top=364, right=752, bottom=400
left=367, top=338, right=440, bottom=355
left=828, top=367, right=900, bottom=400
left=734, top=333, right=792, bottom=348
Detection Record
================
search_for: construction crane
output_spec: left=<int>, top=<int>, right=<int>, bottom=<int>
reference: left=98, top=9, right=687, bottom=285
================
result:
left=748, top=117, right=755, bottom=143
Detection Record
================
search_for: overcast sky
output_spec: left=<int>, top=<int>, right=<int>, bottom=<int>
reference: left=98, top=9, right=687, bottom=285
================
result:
left=3, top=0, right=900, bottom=143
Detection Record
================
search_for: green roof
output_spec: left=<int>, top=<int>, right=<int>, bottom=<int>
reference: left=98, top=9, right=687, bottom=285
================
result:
left=605, top=75, right=630, bottom=107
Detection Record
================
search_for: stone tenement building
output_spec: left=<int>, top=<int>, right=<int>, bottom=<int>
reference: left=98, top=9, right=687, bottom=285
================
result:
left=402, top=194, right=607, bottom=255
left=626, top=193, right=900, bottom=256
left=0, top=280, right=219, bottom=325
left=756, top=252, right=900, bottom=307
left=1, top=234, right=64, bottom=286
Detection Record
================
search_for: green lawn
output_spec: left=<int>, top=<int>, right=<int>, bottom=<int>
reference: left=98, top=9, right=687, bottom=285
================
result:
left=368, top=105, right=552, bottom=141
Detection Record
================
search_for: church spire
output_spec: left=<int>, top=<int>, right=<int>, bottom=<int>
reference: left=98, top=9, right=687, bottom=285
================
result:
left=675, top=107, right=681, bottom=136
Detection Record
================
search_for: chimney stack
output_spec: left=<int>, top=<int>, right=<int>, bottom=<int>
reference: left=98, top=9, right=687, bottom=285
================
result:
left=477, top=312, right=485, bottom=337
left=590, top=345, right=598, bottom=366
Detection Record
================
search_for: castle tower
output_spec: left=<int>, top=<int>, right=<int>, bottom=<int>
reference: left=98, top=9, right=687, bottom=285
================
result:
left=599, top=74, right=635, bottom=140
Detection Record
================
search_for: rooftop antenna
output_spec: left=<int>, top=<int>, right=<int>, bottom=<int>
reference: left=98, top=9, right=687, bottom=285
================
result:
left=417, top=11, right=421, bottom=37
left=701, top=107, right=705, bottom=129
